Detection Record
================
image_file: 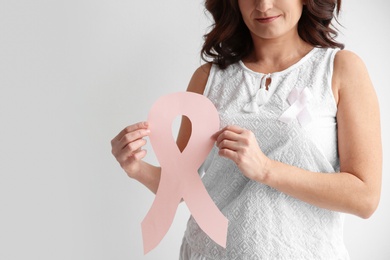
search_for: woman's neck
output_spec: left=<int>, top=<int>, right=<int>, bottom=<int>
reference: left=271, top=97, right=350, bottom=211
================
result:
left=243, top=31, right=313, bottom=74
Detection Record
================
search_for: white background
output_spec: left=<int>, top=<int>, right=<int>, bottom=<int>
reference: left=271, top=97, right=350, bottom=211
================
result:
left=0, top=0, right=389, bottom=259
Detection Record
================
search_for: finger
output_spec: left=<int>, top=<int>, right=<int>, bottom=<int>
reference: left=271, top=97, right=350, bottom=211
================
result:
left=224, top=125, right=245, bottom=133
left=216, top=129, right=240, bottom=145
left=112, top=121, right=149, bottom=144
left=119, top=149, right=147, bottom=173
left=217, top=139, right=240, bottom=151
left=218, top=148, right=237, bottom=162
left=123, top=148, right=148, bottom=165
left=213, top=125, right=243, bottom=139
left=133, top=149, right=147, bottom=161
left=125, top=138, right=147, bottom=153
left=112, top=129, right=146, bottom=155
left=116, top=138, right=147, bottom=160
left=214, top=124, right=246, bottom=141
left=117, top=128, right=150, bottom=150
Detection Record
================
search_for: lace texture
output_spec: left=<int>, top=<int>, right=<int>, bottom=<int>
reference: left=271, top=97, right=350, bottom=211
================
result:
left=182, top=48, right=349, bottom=260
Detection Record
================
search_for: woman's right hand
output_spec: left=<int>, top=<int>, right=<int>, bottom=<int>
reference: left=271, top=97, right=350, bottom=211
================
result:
left=111, top=122, right=150, bottom=179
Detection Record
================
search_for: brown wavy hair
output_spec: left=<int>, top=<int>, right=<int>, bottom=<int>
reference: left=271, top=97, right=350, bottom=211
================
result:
left=202, top=0, right=344, bottom=69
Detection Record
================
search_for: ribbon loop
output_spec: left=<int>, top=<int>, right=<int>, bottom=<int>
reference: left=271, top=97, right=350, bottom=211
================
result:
left=142, top=92, right=228, bottom=254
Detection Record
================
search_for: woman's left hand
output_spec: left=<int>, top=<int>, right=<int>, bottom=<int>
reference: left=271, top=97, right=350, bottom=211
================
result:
left=215, top=125, right=270, bottom=182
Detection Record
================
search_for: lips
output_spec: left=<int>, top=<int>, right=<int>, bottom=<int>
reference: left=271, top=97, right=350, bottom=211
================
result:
left=256, top=15, right=281, bottom=23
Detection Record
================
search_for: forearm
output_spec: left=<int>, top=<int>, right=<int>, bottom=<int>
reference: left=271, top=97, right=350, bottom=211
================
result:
left=133, top=161, right=161, bottom=194
left=261, top=159, right=377, bottom=218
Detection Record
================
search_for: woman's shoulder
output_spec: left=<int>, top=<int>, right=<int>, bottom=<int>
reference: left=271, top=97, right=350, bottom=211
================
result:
left=334, top=49, right=365, bottom=67
left=333, top=49, right=370, bottom=93
left=186, top=63, right=213, bottom=94
left=333, top=49, right=367, bottom=76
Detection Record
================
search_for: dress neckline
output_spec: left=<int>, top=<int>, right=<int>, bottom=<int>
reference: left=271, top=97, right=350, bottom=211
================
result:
left=238, top=47, right=318, bottom=77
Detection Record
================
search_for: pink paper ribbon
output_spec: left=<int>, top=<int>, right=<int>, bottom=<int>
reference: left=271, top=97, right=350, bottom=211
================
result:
left=279, top=87, right=312, bottom=126
left=142, top=92, right=228, bottom=254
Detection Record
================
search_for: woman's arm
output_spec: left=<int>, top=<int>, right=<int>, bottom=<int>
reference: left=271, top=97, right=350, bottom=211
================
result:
left=216, top=51, right=382, bottom=218
left=111, top=122, right=161, bottom=193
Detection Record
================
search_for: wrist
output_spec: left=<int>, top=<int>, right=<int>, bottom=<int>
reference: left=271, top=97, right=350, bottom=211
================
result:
left=257, top=157, right=274, bottom=185
left=131, top=161, right=148, bottom=182
left=132, top=162, right=161, bottom=194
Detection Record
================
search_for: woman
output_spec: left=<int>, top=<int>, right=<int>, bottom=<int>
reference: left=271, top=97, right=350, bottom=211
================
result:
left=111, top=0, right=382, bottom=259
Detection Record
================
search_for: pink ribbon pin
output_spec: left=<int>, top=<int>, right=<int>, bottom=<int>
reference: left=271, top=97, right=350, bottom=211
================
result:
left=279, top=87, right=312, bottom=126
left=142, top=92, right=228, bottom=254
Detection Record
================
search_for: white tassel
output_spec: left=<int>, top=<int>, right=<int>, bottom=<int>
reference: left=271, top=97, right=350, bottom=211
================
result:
left=256, top=88, right=268, bottom=106
left=242, top=73, right=272, bottom=113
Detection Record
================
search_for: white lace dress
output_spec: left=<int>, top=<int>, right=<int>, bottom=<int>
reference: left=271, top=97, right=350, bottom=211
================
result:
left=179, top=47, right=350, bottom=260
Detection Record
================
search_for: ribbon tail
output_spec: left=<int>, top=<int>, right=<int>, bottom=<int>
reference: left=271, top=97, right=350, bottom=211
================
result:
left=297, top=107, right=312, bottom=126
left=183, top=174, right=228, bottom=248
left=141, top=174, right=181, bottom=254
left=278, top=102, right=299, bottom=124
